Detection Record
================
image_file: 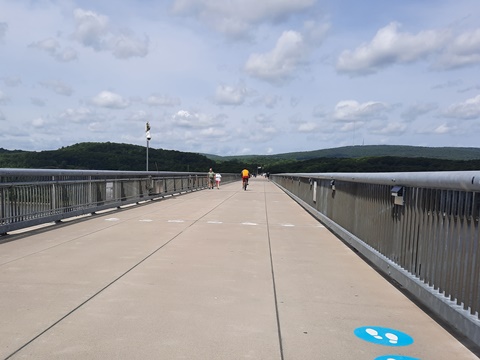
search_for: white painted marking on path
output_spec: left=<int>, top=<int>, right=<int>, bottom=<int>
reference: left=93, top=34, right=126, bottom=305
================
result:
left=207, top=221, right=223, bottom=224
left=366, top=328, right=383, bottom=340
left=281, top=224, right=295, bottom=227
left=242, top=222, right=258, bottom=226
left=139, top=219, right=153, bottom=222
left=105, top=218, right=119, bottom=221
left=168, top=220, right=185, bottom=223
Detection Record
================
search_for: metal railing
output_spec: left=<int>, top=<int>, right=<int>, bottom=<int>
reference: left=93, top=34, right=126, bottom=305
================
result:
left=0, top=169, right=238, bottom=235
left=2, top=168, right=479, bottom=345
left=272, top=171, right=480, bottom=346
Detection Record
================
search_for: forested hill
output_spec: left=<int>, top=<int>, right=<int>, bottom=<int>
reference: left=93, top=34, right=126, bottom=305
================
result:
left=1, top=142, right=480, bottom=173
left=0, top=142, right=215, bottom=172
left=207, top=145, right=480, bottom=162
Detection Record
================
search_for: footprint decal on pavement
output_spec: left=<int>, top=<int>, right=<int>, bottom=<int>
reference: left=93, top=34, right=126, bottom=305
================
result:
left=385, top=332, right=399, bottom=345
left=365, top=328, right=383, bottom=340
left=375, top=356, right=419, bottom=360
left=354, top=326, right=414, bottom=347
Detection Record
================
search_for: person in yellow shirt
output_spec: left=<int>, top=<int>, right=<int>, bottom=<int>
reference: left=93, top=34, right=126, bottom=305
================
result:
left=241, top=168, right=249, bottom=190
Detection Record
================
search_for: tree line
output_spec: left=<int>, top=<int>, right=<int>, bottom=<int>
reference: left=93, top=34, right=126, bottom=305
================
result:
left=1, top=142, right=479, bottom=174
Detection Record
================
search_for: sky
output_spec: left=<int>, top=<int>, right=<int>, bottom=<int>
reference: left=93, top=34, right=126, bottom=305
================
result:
left=1, top=0, right=480, bottom=156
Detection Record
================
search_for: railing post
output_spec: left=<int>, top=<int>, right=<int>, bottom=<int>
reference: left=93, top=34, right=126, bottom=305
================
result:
left=51, top=175, right=56, bottom=213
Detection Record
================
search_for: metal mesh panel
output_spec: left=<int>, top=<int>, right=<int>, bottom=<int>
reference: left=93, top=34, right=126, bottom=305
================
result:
left=273, top=172, right=480, bottom=319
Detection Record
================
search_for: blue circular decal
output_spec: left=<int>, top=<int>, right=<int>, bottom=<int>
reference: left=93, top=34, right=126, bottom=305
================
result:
left=375, top=356, right=419, bottom=360
left=354, top=326, right=414, bottom=347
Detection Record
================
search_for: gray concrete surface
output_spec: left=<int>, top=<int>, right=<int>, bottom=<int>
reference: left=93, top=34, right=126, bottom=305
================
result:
left=0, top=177, right=478, bottom=359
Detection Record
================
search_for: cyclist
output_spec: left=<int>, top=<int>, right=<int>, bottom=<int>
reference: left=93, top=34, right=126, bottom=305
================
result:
left=241, top=168, right=249, bottom=190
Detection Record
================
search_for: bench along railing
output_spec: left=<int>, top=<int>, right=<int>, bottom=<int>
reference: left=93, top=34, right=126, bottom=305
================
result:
left=0, top=169, right=238, bottom=235
left=272, top=171, right=480, bottom=347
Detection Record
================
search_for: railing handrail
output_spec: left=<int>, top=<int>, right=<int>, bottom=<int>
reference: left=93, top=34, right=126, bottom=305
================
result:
left=1, top=169, right=239, bottom=235
left=280, top=171, right=480, bottom=191
left=0, top=168, right=208, bottom=177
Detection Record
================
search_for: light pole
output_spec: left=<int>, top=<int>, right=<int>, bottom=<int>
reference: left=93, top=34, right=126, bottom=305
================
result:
left=146, top=122, right=151, bottom=171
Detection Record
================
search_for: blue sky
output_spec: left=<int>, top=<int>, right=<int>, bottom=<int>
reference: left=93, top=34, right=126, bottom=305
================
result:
left=1, top=0, right=480, bottom=155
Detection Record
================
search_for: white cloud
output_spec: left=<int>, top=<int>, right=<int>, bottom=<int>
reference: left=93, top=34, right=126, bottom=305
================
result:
left=72, top=8, right=148, bottom=59
left=434, top=123, right=456, bottom=134
left=262, top=95, right=281, bottom=108
left=146, top=95, right=181, bottom=107
left=436, top=28, right=480, bottom=69
left=238, top=147, right=252, bottom=154
left=339, top=121, right=362, bottom=132
left=254, top=113, right=272, bottom=124
left=371, top=122, right=407, bottom=135
left=247, top=125, right=279, bottom=142
left=442, top=94, right=480, bottom=120
left=172, top=110, right=217, bottom=128
left=245, top=31, right=307, bottom=84
left=214, top=83, right=248, bottom=105
left=2, top=0, right=480, bottom=154
left=298, top=122, right=318, bottom=132
left=56, top=47, right=78, bottom=62
left=109, top=31, right=149, bottom=59
left=337, top=22, right=449, bottom=75
left=88, top=122, right=104, bottom=132
left=263, top=126, right=277, bottom=134
left=29, top=38, right=78, bottom=62
left=199, top=127, right=228, bottom=139
left=32, top=117, right=46, bottom=128
left=39, top=80, right=73, bottom=96
left=171, top=0, right=316, bottom=38
left=73, top=9, right=109, bottom=50
left=59, top=107, right=94, bottom=123
left=30, top=38, right=59, bottom=54
left=92, top=91, right=130, bottom=109
left=126, top=110, right=149, bottom=122
left=333, top=100, right=389, bottom=121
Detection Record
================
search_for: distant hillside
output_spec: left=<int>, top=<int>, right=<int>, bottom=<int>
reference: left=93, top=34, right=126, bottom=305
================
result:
left=207, top=145, right=480, bottom=162
left=0, top=142, right=216, bottom=172
left=266, top=156, right=480, bottom=174
left=1, top=142, right=479, bottom=173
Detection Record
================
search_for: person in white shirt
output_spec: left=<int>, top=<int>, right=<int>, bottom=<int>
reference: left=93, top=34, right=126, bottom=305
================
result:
left=215, top=173, right=222, bottom=189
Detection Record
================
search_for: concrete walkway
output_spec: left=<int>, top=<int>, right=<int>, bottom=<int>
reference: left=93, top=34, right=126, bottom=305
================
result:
left=0, top=177, right=477, bottom=359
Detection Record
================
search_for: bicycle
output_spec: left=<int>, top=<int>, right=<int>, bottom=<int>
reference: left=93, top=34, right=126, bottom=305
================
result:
left=242, top=177, right=248, bottom=191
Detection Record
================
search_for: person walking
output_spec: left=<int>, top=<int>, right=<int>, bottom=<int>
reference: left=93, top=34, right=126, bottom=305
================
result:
left=215, top=172, right=222, bottom=189
left=207, top=168, right=215, bottom=189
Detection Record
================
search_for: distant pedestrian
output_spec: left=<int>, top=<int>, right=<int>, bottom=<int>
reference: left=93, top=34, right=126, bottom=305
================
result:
left=208, top=168, right=215, bottom=189
left=215, top=173, right=222, bottom=189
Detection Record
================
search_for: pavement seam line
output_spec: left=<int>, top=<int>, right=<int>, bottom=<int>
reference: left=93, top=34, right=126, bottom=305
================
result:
left=264, top=182, right=285, bottom=360
left=4, top=190, right=238, bottom=360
